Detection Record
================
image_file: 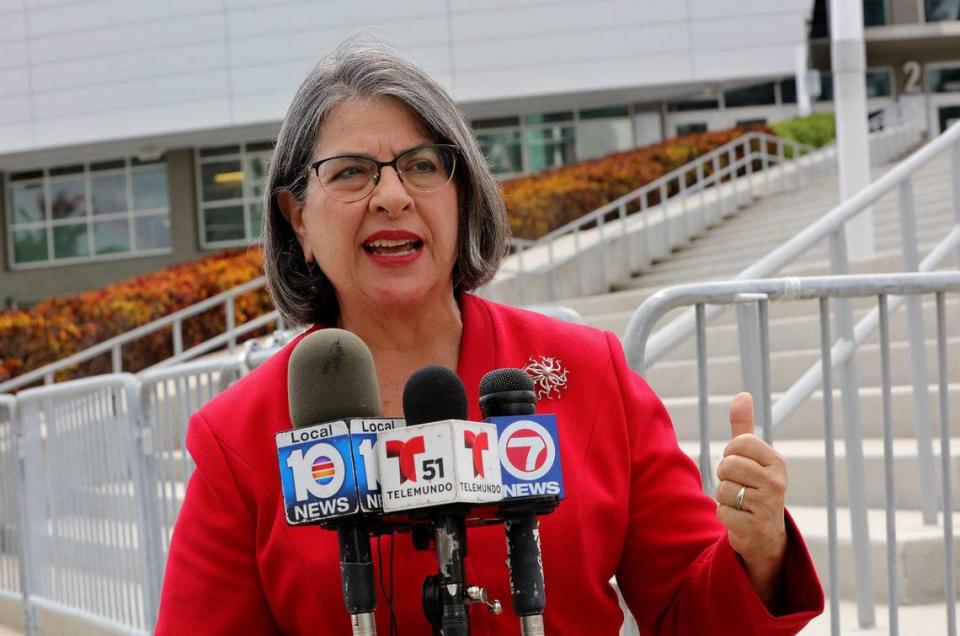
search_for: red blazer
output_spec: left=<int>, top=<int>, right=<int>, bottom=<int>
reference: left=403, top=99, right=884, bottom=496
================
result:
left=156, top=294, right=823, bottom=635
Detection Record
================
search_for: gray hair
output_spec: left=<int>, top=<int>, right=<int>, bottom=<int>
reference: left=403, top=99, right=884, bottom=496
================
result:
left=262, top=39, right=510, bottom=326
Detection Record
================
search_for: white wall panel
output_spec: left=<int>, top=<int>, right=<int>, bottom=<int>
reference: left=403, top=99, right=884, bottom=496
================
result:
left=33, top=97, right=231, bottom=147
left=694, top=44, right=799, bottom=80
left=692, top=14, right=805, bottom=50
left=0, top=0, right=815, bottom=156
left=0, top=95, right=31, bottom=124
left=451, top=0, right=686, bottom=40
left=690, top=0, right=811, bottom=19
left=453, top=22, right=688, bottom=73
left=27, top=0, right=222, bottom=37
left=455, top=53, right=691, bottom=102
left=0, top=69, right=29, bottom=97
left=33, top=69, right=228, bottom=119
left=31, top=41, right=227, bottom=92
left=227, top=0, right=446, bottom=38
left=28, top=11, right=224, bottom=64
left=228, top=18, right=449, bottom=68
left=0, top=123, right=32, bottom=152
left=0, top=40, right=28, bottom=69
left=0, top=8, right=26, bottom=40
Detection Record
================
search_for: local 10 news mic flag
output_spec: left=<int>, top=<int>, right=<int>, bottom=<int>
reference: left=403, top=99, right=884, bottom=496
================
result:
left=480, top=368, right=564, bottom=636
left=274, top=329, right=403, bottom=636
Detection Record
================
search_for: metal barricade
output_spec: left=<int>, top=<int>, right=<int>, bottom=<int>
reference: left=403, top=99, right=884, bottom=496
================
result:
left=15, top=375, right=154, bottom=635
left=623, top=272, right=960, bottom=636
left=139, top=359, right=244, bottom=574
left=0, top=395, right=30, bottom=633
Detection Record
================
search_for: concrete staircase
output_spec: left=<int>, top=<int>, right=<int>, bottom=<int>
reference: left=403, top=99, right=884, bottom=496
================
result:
left=553, top=150, right=960, bottom=630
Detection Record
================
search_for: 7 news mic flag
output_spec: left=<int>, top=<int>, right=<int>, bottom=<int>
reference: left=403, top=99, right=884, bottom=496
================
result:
left=480, top=368, right=565, bottom=636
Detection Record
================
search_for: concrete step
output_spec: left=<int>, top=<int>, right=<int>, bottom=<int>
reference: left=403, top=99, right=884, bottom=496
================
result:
left=678, top=436, right=960, bottom=512
left=647, top=336, right=960, bottom=399
left=792, top=505, right=960, bottom=605
left=664, top=382, right=960, bottom=443
left=801, top=600, right=959, bottom=635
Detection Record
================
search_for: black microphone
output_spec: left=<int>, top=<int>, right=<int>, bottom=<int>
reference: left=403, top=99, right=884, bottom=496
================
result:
left=480, top=369, right=558, bottom=636
left=389, top=365, right=504, bottom=636
left=283, top=329, right=388, bottom=636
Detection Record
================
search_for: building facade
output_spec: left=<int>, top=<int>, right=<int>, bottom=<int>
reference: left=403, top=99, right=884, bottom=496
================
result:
left=0, top=0, right=957, bottom=307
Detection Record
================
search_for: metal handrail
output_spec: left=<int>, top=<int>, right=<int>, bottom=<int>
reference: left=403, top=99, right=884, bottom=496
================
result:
left=621, top=271, right=960, bottom=636
left=503, top=130, right=823, bottom=269
left=0, top=276, right=276, bottom=394
left=641, top=119, right=940, bottom=369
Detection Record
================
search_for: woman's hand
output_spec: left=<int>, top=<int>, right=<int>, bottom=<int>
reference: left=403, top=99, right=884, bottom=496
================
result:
left=715, top=392, right=788, bottom=608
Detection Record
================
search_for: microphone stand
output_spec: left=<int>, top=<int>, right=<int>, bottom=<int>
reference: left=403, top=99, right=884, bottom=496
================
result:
left=338, top=525, right=377, bottom=636
left=480, top=387, right=550, bottom=636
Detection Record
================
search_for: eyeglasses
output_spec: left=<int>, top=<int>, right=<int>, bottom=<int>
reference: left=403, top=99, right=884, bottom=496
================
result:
left=308, top=143, right=458, bottom=203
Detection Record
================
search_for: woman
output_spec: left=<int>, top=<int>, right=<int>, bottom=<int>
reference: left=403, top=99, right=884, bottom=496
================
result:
left=156, top=42, right=823, bottom=634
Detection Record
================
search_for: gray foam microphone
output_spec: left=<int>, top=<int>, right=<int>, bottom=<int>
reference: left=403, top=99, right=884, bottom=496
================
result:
left=286, top=328, right=381, bottom=636
left=287, top=328, right=381, bottom=428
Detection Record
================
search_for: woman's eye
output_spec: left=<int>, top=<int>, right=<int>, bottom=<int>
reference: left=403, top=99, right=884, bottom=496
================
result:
left=407, top=159, right=438, bottom=174
left=331, top=165, right=369, bottom=181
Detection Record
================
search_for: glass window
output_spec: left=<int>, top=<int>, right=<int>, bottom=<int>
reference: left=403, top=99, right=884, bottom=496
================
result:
left=201, top=160, right=244, bottom=202
left=476, top=129, right=523, bottom=176
left=49, top=178, right=85, bottom=220
left=866, top=69, right=893, bottom=97
left=473, top=116, right=520, bottom=130
left=10, top=183, right=45, bottom=224
left=93, top=218, right=130, bottom=254
left=135, top=214, right=172, bottom=250
left=53, top=223, right=88, bottom=259
left=816, top=73, right=834, bottom=102
left=5, top=158, right=171, bottom=268
left=204, top=206, right=245, bottom=243
left=12, top=228, right=47, bottom=263
left=667, top=98, right=719, bottom=113
left=132, top=168, right=169, bottom=211
left=724, top=83, right=776, bottom=108
left=91, top=172, right=127, bottom=215
left=676, top=123, right=708, bottom=135
left=524, top=126, right=575, bottom=173
left=780, top=78, right=797, bottom=104
left=523, top=111, right=573, bottom=125
left=863, top=0, right=887, bottom=25
left=925, top=0, right=960, bottom=21
left=736, top=118, right=767, bottom=127
left=197, top=141, right=271, bottom=247
left=929, top=66, right=960, bottom=93
left=578, top=116, right=633, bottom=160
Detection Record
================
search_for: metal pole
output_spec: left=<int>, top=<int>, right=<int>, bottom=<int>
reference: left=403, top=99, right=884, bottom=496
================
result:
left=695, top=304, right=713, bottom=493
left=936, top=292, right=957, bottom=636
left=818, top=298, right=841, bottom=636
left=897, top=178, right=938, bottom=524
left=878, top=295, right=899, bottom=636
left=827, top=227, right=875, bottom=628
left=953, top=141, right=960, bottom=269
left=830, top=0, right=874, bottom=260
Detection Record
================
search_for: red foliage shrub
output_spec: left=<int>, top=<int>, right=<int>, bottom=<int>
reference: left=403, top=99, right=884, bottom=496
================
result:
left=501, top=125, right=772, bottom=239
left=0, top=248, right=271, bottom=387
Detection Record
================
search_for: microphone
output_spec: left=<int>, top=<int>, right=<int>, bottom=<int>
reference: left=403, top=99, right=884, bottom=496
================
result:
left=378, top=366, right=504, bottom=635
left=276, top=329, right=402, bottom=636
left=480, top=368, right=565, bottom=636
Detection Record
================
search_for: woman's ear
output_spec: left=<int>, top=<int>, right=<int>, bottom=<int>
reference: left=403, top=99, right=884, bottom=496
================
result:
left=277, top=190, right=315, bottom=263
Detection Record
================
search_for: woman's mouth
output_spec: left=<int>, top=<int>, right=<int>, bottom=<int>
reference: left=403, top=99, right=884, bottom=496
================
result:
left=363, top=238, right=423, bottom=257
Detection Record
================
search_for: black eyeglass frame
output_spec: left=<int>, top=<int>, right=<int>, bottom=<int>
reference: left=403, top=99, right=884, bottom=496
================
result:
left=307, top=143, right=459, bottom=201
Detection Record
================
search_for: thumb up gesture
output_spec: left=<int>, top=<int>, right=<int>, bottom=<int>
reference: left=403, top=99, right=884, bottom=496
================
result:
left=716, top=392, right=788, bottom=605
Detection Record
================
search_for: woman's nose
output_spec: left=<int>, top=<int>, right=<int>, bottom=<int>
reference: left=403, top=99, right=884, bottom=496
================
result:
left=369, top=166, right=413, bottom=218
